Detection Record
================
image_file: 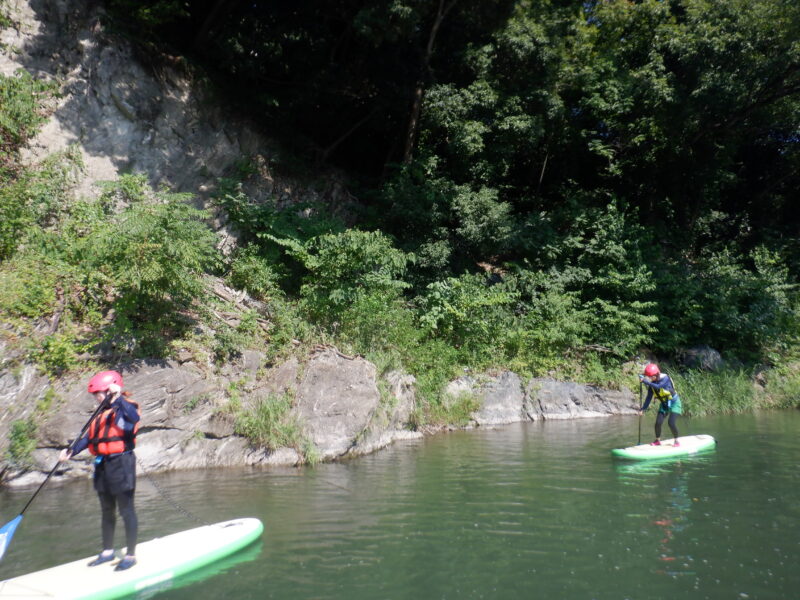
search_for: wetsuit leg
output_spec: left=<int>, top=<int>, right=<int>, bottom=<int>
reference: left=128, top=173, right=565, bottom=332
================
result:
left=115, top=489, right=138, bottom=555
left=97, top=491, right=117, bottom=550
left=654, top=411, right=666, bottom=438
left=667, top=412, right=679, bottom=438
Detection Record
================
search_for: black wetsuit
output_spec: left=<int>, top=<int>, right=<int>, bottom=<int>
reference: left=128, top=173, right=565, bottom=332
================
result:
left=72, top=397, right=140, bottom=554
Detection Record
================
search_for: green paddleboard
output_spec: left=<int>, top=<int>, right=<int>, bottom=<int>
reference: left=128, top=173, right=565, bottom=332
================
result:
left=611, top=434, right=716, bottom=460
left=0, top=517, right=263, bottom=600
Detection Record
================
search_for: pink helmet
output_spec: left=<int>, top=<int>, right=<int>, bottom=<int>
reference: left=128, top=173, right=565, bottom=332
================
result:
left=643, top=363, right=660, bottom=377
left=87, top=370, right=123, bottom=393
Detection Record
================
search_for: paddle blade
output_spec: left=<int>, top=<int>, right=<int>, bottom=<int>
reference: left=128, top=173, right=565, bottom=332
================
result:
left=0, top=514, right=23, bottom=561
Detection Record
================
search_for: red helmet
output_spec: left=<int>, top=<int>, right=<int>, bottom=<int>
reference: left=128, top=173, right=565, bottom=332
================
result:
left=88, top=370, right=123, bottom=393
left=643, top=363, right=660, bottom=377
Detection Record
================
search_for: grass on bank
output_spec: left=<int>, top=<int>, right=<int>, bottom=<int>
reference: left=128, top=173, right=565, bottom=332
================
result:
left=669, top=365, right=800, bottom=416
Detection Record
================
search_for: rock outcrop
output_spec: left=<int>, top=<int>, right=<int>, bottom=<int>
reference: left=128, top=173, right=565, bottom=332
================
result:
left=1, top=0, right=358, bottom=232
left=1, top=350, right=638, bottom=486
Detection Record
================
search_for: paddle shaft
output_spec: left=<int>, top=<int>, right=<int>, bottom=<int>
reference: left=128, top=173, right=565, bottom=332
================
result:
left=18, top=398, right=108, bottom=516
left=637, top=381, right=643, bottom=445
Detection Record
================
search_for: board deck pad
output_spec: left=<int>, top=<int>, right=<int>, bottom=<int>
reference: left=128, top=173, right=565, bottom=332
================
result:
left=611, top=434, right=716, bottom=460
left=0, top=517, right=263, bottom=600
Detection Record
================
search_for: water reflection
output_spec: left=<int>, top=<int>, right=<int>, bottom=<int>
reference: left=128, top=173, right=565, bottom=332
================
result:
left=613, top=452, right=717, bottom=478
left=651, top=468, right=692, bottom=575
left=614, top=456, right=715, bottom=585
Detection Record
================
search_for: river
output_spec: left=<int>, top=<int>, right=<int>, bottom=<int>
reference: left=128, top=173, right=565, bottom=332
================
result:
left=1, top=411, right=798, bottom=599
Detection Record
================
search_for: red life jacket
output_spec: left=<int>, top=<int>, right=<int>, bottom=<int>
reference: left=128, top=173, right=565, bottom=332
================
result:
left=87, top=400, right=140, bottom=456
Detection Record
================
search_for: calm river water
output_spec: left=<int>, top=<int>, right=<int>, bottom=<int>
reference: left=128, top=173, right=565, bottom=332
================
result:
left=1, top=411, right=798, bottom=599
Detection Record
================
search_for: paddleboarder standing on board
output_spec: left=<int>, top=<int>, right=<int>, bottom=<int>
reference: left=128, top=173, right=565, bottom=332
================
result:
left=59, top=370, right=141, bottom=571
left=638, top=363, right=682, bottom=446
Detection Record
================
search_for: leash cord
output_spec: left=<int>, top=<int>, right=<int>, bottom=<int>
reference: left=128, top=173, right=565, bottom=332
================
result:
left=135, top=455, right=207, bottom=526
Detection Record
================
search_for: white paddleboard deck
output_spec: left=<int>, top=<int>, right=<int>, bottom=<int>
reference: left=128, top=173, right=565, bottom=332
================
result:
left=612, top=434, right=716, bottom=460
left=0, top=517, right=263, bottom=600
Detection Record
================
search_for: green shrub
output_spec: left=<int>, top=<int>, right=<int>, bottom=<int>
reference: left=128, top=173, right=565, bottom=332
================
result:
left=0, top=253, right=60, bottom=319
left=763, top=361, right=800, bottom=409
left=34, top=332, right=83, bottom=375
left=450, top=184, right=514, bottom=256
left=262, top=296, right=313, bottom=360
left=333, top=289, right=475, bottom=417
left=377, top=167, right=513, bottom=274
left=6, top=418, right=37, bottom=468
left=36, top=388, right=58, bottom=414
left=86, top=190, right=220, bottom=318
left=336, top=290, right=421, bottom=358
left=2, top=172, right=226, bottom=364
left=375, top=164, right=455, bottom=276
left=212, top=309, right=260, bottom=362
left=0, top=69, right=56, bottom=172
left=417, top=272, right=516, bottom=364
left=0, top=147, right=84, bottom=260
left=96, top=172, right=150, bottom=206
left=413, top=391, right=480, bottom=429
left=502, top=273, right=589, bottom=375
left=0, top=176, right=37, bottom=260
left=406, top=337, right=463, bottom=407
left=214, top=178, right=343, bottom=274
left=226, top=244, right=282, bottom=301
left=0, top=4, right=12, bottom=28
left=273, top=229, right=413, bottom=320
left=654, top=246, right=799, bottom=362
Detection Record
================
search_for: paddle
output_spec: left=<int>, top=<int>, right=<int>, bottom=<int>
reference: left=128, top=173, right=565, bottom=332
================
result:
left=637, top=380, right=643, bottom=445
left=0, top=397, right=107, bottom=561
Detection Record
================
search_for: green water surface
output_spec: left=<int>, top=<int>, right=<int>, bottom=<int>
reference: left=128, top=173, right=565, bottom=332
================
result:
left=1, top=411, right=798, bottom=599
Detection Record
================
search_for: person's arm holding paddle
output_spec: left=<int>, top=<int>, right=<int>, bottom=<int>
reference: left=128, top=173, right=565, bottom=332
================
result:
left=638, top=380, right=653, bottom=416
left=58, top=397, right=110, bottom=463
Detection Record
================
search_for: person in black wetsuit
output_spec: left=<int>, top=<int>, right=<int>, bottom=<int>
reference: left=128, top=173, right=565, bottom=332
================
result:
left=59, top=370, right=141, bottom=571
left=638, top=363, right=683, bottom=446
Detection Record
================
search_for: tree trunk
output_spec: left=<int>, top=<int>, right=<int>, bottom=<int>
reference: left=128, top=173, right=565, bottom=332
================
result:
left=402, top=0, right=458, bottom=164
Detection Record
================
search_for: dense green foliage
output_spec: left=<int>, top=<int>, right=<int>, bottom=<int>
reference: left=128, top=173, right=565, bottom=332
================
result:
left=98, top=0, right=800, bottom=365
left=2, top=1, right=799, bottom=426
left=0, top=151, right=220, bottom=366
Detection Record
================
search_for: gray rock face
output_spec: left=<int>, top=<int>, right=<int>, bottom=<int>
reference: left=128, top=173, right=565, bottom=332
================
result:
left=346, top=370, right=420, bottom=457
left=0, top=349, right=425, bottom=485
left=445, top=373, right=638, bottom=426
left=294, top=349, right=379, bottom=458
left=526, top=378, right=638, bottom=420
left=471, top=371, right=528, bottom=426
left=3, top=0, right=359, bottom=233
left=2, top=0, right=247, bottom=201
left=1, top=350, right=640, bottom=487
left=0, top=364, right=52, bottom=436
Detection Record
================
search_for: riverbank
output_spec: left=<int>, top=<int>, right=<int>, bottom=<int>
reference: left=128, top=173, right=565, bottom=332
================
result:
left=1, top=348, right=640, bottom=487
